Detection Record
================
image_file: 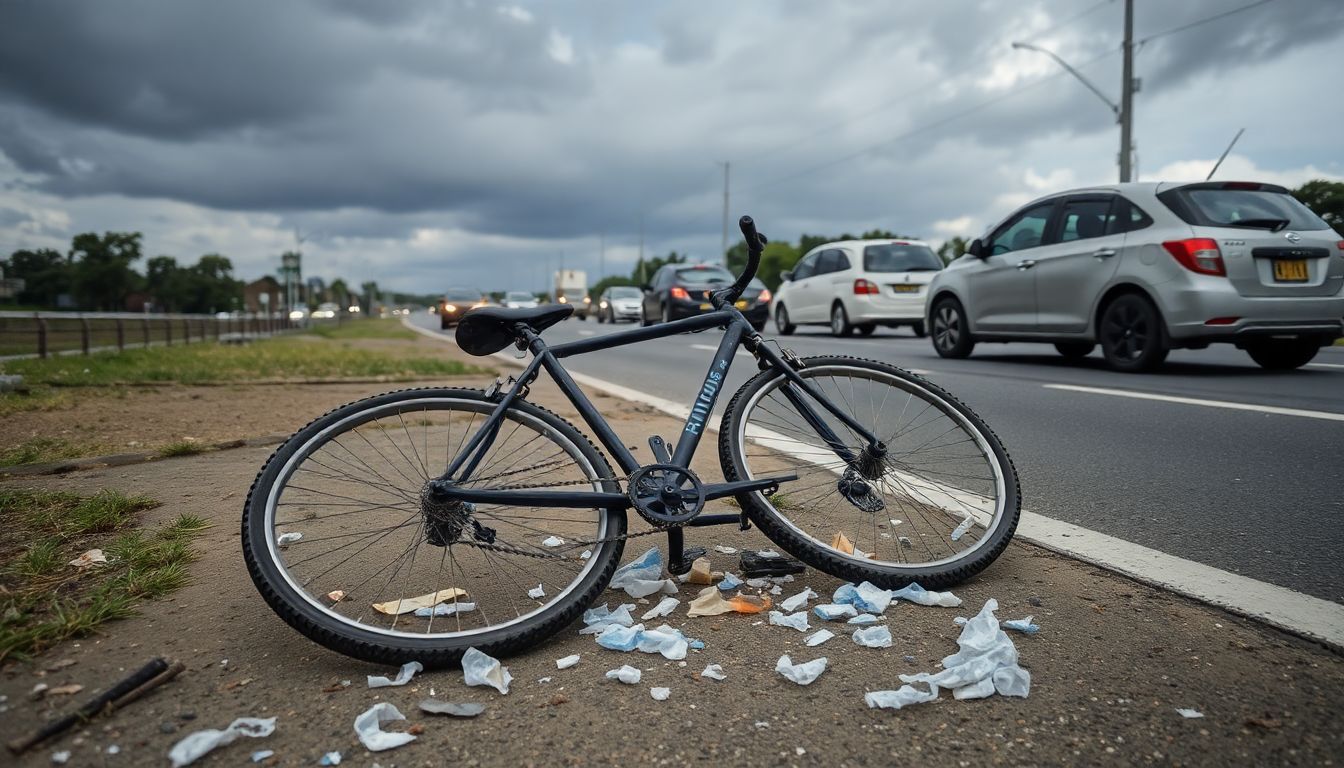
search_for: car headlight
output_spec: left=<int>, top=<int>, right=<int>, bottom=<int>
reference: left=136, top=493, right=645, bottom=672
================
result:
left=444, top=304, right=457, bottom=313
left=558, top=296, right=568, bottom=303
left=758, top=288, right=772, bottom=303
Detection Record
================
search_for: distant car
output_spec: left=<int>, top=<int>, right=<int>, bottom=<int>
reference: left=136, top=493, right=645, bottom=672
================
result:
left=773, top=239, right=943, bottom=337
left=640, top=263, right=771, bottom=331
left=439, top=288, right=488, bottom=329
left=596, top=286, right=643, bottom=323
left=504, top=291, right=539, bottom=309
left=927, top=181, right=1344, bottom=371
left=288, top=307, right=309, bottom=323
left=312, top=302, right=340, bottom=319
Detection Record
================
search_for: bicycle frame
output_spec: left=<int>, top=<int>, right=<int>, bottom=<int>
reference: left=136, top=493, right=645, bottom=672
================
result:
left=428, top=304, right=882, bottom=522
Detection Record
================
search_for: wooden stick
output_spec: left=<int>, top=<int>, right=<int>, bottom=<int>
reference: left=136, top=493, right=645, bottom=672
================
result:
left=6, top=657, right=174, bottom=755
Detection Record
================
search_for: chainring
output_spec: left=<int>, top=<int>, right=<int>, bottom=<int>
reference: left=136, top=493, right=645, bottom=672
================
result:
left=626, top=463, right=706, bottom=525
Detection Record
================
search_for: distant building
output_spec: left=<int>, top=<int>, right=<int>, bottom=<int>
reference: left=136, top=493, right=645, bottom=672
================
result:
left=244, top=277, right=283, bottom=313
left=306, top=276, right=326, bottom=302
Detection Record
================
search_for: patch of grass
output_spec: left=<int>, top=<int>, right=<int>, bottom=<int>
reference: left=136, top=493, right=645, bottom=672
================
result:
left=0, top=388, right=71, bottom=419
left=0, top=436, right=91, bottom=467
left=158, top=440, right=207, bottom=458
left=0, top=487, right=198, bottom=661
left=307, top=318, right=418, bottom=341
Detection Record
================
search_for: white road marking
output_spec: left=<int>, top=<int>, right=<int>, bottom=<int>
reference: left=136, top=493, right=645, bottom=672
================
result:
left=1044, top=383, right=1344, bottom=423
left=404, top=316, right=1344, bottom=650
left=1306, top=362, right=1344, bottom=370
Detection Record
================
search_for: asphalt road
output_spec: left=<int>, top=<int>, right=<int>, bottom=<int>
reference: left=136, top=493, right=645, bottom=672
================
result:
left=413, top=311, right=1344, bottom=604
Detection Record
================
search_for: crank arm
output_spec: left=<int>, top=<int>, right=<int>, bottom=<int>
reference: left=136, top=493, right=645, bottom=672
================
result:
left=701, top=474, right=798, bottom=501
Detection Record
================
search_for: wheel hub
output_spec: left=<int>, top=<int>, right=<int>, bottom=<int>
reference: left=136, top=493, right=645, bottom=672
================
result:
left=420, top=484, right=494, bottom=546
left=627, top=464, right=705, bottom=525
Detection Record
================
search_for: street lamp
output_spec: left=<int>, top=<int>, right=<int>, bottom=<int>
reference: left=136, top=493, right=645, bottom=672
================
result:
left=1012, top=40, right=1135, bottom=182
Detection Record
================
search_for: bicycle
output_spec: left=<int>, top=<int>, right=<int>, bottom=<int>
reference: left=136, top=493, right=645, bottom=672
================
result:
left=242, top=216, right=1020, bottom=667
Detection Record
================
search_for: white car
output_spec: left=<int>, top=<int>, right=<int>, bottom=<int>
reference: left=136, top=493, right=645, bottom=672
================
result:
left=504, top=291, right=539, bottom=309
left=773, top=239, right=944, bottom=336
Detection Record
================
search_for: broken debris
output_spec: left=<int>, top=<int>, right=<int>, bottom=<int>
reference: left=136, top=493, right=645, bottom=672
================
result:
left=609, top=547, right=678, bottom=598
left=1002, top=616, right=1040, bottom=634
left=275, top=532, right=302, bottom=547
left=650, top=687, right=671, bottom=701
left=68, top=549, right=108, bottom=568
left=779, top=587, right=817, bottom=612
left=419, top=699, right=486, bottom=717
left=372, top=588, right=468, bottom=616
left=891, top=582, right=962, bottom=608
left=775, top=655, right=828, bottom=686
left=852, top=625, right=893, bottom=648
left=367, top=661, right=422, bottom=689
left=555, top=654, right=581, bottom=670
left=641, top=596, right=680, bottom=620
left=413, top=601, right=476, bottom=618
left=167, top=717, right=276, bottom=768
left=687, top=586, right=770, bottom=617
left=812, top=603, right=858, bottom=621
left=833, top=581, right=893, bottom=614
left=1177, top=708, right=1205, bottom=719
left=701, top=664, right=727, bottom=681
left=604, top=665, right=642, bottom=684
left=462, top=647, right=512, bottom=694
left=353, top=702, right=415, bottom=752
left=768, top=610, right=810, bottom=633
left=804, top=629, right=835, bottom=647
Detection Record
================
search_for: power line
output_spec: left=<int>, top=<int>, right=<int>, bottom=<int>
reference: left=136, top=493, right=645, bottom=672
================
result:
left=1137, top=0, right=1279, bottom=44
left=1025, top=0, right=1114, bottom=42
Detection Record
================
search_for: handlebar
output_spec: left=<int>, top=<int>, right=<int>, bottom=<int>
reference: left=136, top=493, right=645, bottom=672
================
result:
left=712, top=215, right=768, bottom=308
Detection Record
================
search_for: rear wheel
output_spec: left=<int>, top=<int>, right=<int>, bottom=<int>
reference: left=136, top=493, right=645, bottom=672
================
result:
left=1099, top=294, right=1168, bottom=372
left=719, top=357, right=1019, bottom=588
left=640, top=305, right=652, bottom=327
left=1054, top=341, right=1095, bottom=359
left=661, top=303, right=673, bottom=325
left=1245, top=339, right=1321, bottom=370
left=830, top=303, right=853, bottom=337
left=775, top=305, right=796, bottom=335
left=243, top=387, right=625, bottom=667
left=931, top=298, right=974, bottom=359
left=856, top=324, right=876, bottom=336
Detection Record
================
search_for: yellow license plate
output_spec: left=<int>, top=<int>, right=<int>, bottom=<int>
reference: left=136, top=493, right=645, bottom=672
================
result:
left=699, top=303, right=712, bottom=310
left=1272, top=259, right=1308, bottom=282
left=735, top=300, right=748, bottom=309
left=890, top=284, right=920, bottom=293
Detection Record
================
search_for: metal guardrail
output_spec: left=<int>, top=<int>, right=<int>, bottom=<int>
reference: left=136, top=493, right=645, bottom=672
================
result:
left=0, top=311, right=301, bottom=359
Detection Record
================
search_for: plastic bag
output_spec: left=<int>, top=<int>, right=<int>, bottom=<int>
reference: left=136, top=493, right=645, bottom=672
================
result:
left=367, top=661, right=422, bottom=688
left=780, top=587, right=817, bottom=612
left=609, top=547, right=677, bottom=598
left=1002, top=616, right=1040, bottom=634
left=851, top=625, right=893, bottom=648
left=353, top=702, right=415, bottom=752
left=641, top=596, right=680, bottom=620
left=768, top=610, right=810, bottom=632
left=701, top=664, right=727, bottom=681
left=865, top=684, right=938, bottom=710
left=650, top=687, right=671, bottom=701
left=168, top=718, right=276, bottom=767
left=605, top=665, right=642, bottom=684
left=413, top=601, right=475, bottom=618
left=774, top=655, right=828, bottom=685
left=804, top=629, right=835, bottom=647
left=462, top=647, right=512, bottom=694
left=812, top=603, right=858, bottom=621
left=847, top=613, right=879, bottom=625
left=833, top=581, right=893, bottom=614
left=890, top=582, right=962, bottom=608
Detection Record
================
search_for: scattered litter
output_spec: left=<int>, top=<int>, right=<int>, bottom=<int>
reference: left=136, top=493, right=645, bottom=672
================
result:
left=650, top=687, right=671, bottom=701
left=527, top=584, right=546, bottom=600
left=51, top=752, right=70, bottom=765
left=326, top=590, right=346, bottom=602
left=641, top=597, right=680, bottom=620
left=595, top=623, right=693, bottom=659
left=319, top=752, right=342, bottom=766
left=462, top=647, right=512, bottom=694
left=1176, top=708, right=1205, bottom=719
left=740, top=550, right=806, bottom=578
left=687, top=586, right=771, bottom=617
left=768, top=611, right=810, bottom=632
left=581, top=603, right=636, bottom=633
left=167, top=717, right=276, bottom=767
left=353, top=702, right=415, bottom=752
left=701, top=664, right=726, bottom=681
left=419, top=699, right=485, bottom=717
left=889, top=519, right=902, bottom=526
left=865, top=685, right=938, bottom=710
left=413, top=601, right=476, bottom=617
left=745, top=577, right=770, bottom=589
left=107, top=746, right=120, bottom=755
left=804, top=629, right=835, bottom=647
left=581, top=550, right=592, bottom=559
left=903, top=655, right=916, bottom=663
left=717, top=573, right=743, bottom=591
left=687, top=557, right=715, bottom=585
left=898, top=536, right=912, bottom=547
left=689, top=639, right=705, bottom=650
left=780, top=587, right=817, bottom=612
left=46, top=659, right=77, bottom=672
left=372, top=588, right=468, bottom=616
left=68, top=549, right=108, bottom=568
left=537, top=677, right=552, bottom=684
left=953, top=677, right=996, bottom=700
left=713, top=545, right=738, bottom=554
left=891, top=582, right=962, bottom=608
left=609, top=547, right=678, bottom=598
left=1002, top=616, right=1040, bottom=634
left=757, top=549, right=781, bottom=558
left=834, top=581, right=893, bottom=614
left=769, top=584, right=783, bottom=595
left=950, top=517, right=974, bottom=541
left=812, top=603, right=858, bottom=621
left=847, top=613, right=879, bottom=625
left=367, top=661, right=422, bottom=689
left=754, top=722, right=770, bottom=729
left=542, top=536, right=565, bottom=547
left=29, top=682, right=48, bottom=699
left=852, top=625, right=893, bottom=648
left=275, top=533, right=302, bottom=547
left=555, top=655, right=581, bottom=670
left=47, top=684, right=83, bottom=696
left=830, top=532, right=855, bottom=555
left=775, top=655, right=828, bottom=686
left=250, top=750, right=273, bottom=762
left=604, top=665, right=642, bottom=684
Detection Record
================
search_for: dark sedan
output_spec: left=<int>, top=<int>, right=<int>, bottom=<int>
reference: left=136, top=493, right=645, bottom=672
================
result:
left=640, top=264, right=771, bottom=331
left=438, top=287, right=488, bottom=329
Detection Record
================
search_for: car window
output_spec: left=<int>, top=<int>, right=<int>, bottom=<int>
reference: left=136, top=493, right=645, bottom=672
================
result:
left=653, top=267, right=670, bottom=287
left=1105, top=197, right=1154, bottom=235
left=793, top=253, right=819, bottom=280
left=674, top=265, right=734, bottom=284
left=816, top=250, right=842, bottom=274
left=609, top=286, right=641, bottom=298
left=1159, top=185, right=1329, bottom=231
left=1058, top=198, right=1114, bottom=243
left=990, top=203, right=1054, bottom=255
left=444, top=288, right=481, bottom=301
left=863, top=243, right=942, bottom=272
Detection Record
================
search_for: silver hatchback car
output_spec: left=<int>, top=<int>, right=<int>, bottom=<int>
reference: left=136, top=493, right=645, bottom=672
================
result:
left=926, top=181, right=1344, bottom=371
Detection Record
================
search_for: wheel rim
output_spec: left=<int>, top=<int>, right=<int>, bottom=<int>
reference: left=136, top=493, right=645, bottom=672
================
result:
left=777, top=307, right=789, bottom=328
left=831, top=307, right=844, bottom=334
left=260, top=396, right=611, bottom=641
left=733, top=365, right=1008, bottom=569
left=1102, top=301, right=1148, bottom=361
left=933, top=305, right=959, bottom=351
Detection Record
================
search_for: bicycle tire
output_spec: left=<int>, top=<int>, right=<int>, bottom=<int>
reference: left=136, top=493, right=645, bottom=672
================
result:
left=718, top=356, right=1019, bottom=589
left=243, top=387, right=625, bottom=667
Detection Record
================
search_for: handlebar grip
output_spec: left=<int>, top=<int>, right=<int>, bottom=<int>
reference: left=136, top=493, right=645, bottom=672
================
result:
left=739, top=215, right=766, bottom=252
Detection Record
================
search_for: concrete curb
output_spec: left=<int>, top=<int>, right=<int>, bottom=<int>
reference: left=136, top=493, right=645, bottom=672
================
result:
left=0, top=434, right=290, bottom=477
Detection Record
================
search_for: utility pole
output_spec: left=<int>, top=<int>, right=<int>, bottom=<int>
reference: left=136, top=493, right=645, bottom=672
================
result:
left=638, top=212, right=645, bottom=284
left=1119, top=0, right=1135, bottom=183
left=599, top=233, right=605, bottom=279
left=719, top=162, right=730, bottom=266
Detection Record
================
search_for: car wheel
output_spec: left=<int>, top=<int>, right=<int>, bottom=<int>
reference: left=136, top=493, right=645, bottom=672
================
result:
left=775, top=305, right=796, bottom=335
left=856, top=324, right=876, bottom=336
left=640, top=305, right=652, bottom=327
left=1098, top=293, right=1168, bottom=372
left=1244, top=338, right=1321, bottom=370
left=931, top=298, right=975, bottom=359
left=661, top=303, right=672, bottom=325
left=829, top=303, right=853, bottom=337
left=596, top=309, right=605, bottom=324
left=911, top=321, right=927, bottom=338
left=609, top=308, right=617, bottom=324
left=1054, top=342, right=1095, bottom=359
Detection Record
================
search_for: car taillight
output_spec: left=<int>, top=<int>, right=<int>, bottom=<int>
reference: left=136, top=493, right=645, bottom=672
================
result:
left=1336, top=240, right=1344, bottom=252
left=1162, top=238, right=1225, bottom=276
left=758, top=288, right=772, bottom=303
left=670, top=286, right=690, bottom=300
left=853, top=279, right=880, bottom=295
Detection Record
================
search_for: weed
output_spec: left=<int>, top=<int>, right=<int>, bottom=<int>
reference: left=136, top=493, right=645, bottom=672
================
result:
left=158, top=440, right=207, bottom=458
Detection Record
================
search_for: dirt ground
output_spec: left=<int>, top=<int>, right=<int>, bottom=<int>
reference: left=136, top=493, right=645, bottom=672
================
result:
left=1, top=349, right=1342, bottom=767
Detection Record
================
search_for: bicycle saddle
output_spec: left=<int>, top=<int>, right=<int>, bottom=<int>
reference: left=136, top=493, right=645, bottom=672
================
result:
left=455, top=304, right=573, bottom=356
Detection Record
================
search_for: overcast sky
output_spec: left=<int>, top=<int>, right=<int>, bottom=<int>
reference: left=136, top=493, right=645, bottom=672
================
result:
left=2, top=0, right=1342, bottom=296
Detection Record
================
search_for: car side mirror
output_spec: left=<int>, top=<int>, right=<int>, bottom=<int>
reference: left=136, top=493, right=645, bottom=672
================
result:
left=640, top=284, right=652, bottom=292
left=968, top=238, right=986, bottom=259
left=779, top=270, right=793, bottom=283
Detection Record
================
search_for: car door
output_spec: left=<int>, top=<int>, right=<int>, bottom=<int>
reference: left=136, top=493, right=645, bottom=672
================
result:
left=643, top=266, right=667, bottom=318
left=822, top=248, right=855, bottom=310
left=1033, top=195, right=1127, bottom=333
left=788, top=251, right=823, bottom=322
left=967, top=201, right=1058, bottom=332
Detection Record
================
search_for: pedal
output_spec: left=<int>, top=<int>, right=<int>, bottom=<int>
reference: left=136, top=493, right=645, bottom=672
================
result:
left=648, top=435, right=672, bottom=463
left=668, top=546, right=707, bottom=576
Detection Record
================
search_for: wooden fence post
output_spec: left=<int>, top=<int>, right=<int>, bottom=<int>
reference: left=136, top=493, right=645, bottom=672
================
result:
left=80, top=316, right=90, bottom=355
left=116, top=319, right=125, bottom=351
left=37, top=315, right=48, bottom=358
left=142, top=317, right=150, bottom=348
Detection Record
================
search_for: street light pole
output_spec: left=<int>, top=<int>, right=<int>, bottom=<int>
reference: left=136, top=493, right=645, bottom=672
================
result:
left=1118, top=0, right=1135, bottom=182
left=718, top=161, right=730, bottom=266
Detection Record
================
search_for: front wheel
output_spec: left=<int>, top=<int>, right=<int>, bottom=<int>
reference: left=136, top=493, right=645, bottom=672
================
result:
left=830, top=303, right=853, bottom=337
left=930, top=298, right=974, bottom=358
left=775, top=305, right=796, bottom=335
left=719, top=357, right=1019, bottom=589
left=243, top=387, right=625, bottom=667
